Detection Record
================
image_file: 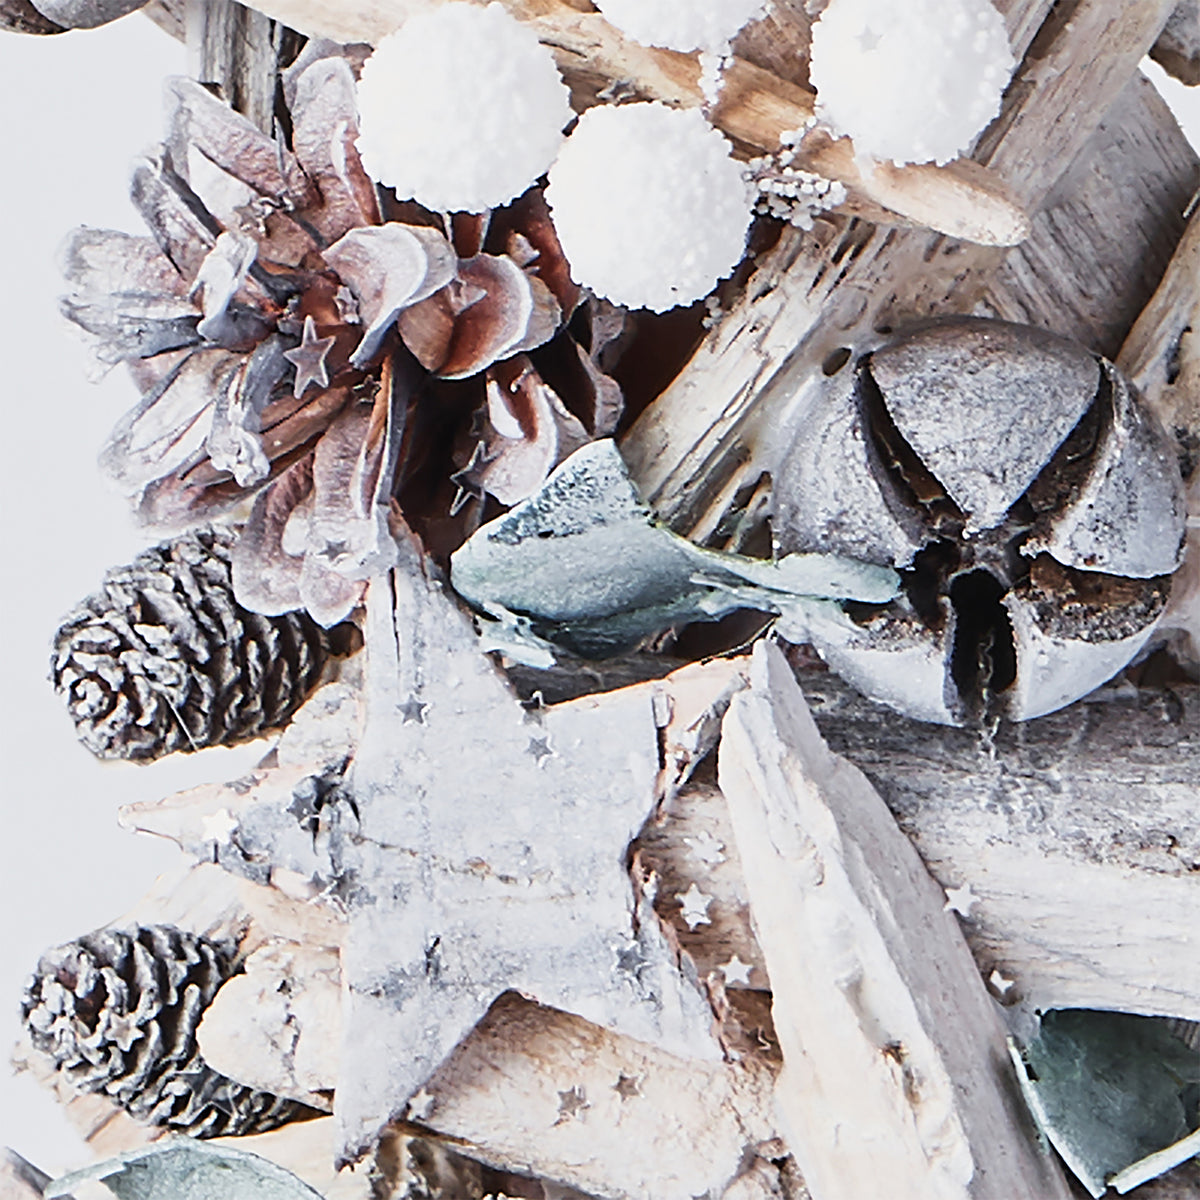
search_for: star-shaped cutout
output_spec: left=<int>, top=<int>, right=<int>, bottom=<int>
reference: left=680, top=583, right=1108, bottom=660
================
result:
left=449, top=440, right=493, bottom=516
left=989, top=968, right=1015, bottom=997
left=327, top=531, right=718, bottom=1161
left=283, top=314, right=337, bottom=399
left=614, top=1073, right=642, bottom=1100
left=857, top=25, right=881, bottom=52
left=943, top=882, right=979, bottom=918
left=684, top=831, right=727, bottom=866
left=406, top=1088, right=435, bottom=1121
left=676, top=883, right=713, bottom=931
left=718, top=955, right=754, bottom=986
left=556, top=1085, right=589, bottom=1123
left=199, top=807, right=239, bottom=843
left=399, top=694, right=429, bottom=726
left=526, top=734, right=554, bottom=767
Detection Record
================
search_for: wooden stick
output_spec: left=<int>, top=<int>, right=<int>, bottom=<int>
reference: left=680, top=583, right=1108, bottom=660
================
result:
left=717, top=644, right=1072, bottom=1200
left=974, top=0, right=1181, bottom=212
left=1119, top=198, right=1200, bottom=474
left=1150, top=0, right=1200, bottom=85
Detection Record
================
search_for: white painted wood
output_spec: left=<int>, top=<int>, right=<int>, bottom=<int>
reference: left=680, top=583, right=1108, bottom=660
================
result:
left=717, top=643, right=1072, bottom=1200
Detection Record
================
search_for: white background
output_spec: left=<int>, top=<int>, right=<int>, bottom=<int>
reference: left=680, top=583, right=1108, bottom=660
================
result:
left=0, top=10, right=1197, bottom=1179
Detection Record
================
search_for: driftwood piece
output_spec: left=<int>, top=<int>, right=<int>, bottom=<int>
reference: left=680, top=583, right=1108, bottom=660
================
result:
left=141, top=0, right=183, bottom=39
left=973, top=0, right=1180, bottom=211
left=1119, top=200, right=1200, bottom=482
left=1152, top=0, right=1200, bottom=84
left=717, top=644, right=1071, bottom=1200
left=630, top=660, right=1200, bottom=1026
left=188, top=0, right=301, bottom=136
left=979, top=74, right=1195, bottom=360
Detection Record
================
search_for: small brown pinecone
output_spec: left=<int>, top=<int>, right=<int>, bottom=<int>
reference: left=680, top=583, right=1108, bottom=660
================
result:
left=21, top=925, right=317, bottom=1137
left=51, top=527, right=345, bottom=761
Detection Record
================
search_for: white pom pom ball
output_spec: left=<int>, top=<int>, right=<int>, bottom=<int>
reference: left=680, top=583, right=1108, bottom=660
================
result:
left=546, top=103, right=752, bottom=313
left=594, top=0, right=765, bottom=52
left=809, top=0, right=1015, bottom=166
left=355, top=2, right=573, bottom=213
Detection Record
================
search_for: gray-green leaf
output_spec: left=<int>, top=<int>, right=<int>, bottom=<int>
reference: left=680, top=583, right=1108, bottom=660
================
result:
left=451, top=439, right=898, bottom=658
left=46, top=1139, right=326, bottom=1200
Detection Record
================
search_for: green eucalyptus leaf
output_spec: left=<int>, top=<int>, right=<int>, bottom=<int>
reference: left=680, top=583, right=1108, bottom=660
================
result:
left=1009, top=1010, right=1200, bottom=1198
left=46, top=1139, right=326, bottom=1200
left=451, top=439, right=899, bottom=658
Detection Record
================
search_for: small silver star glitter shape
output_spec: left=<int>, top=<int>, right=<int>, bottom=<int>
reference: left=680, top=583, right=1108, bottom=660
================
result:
left=719, top=955, right=754, bottom=986
left=199, top=807, right=239, bottom=844
left=676, top=883, right=713, bottom=931
left=405, top=1088, right=435, bottom=1121
left=283, top=314, right=337, bottom=398
left=684, top=831, right=726, bottom=866
left=556, top=1085, right=589, bottom=1123
left=857, top=25, right=881, bottom=51
left=614, top=1073, right=641, bottom=1100
left=989, top=968, right=1015, bottom=996
left=449, top=441, right=492, bottom=516
left=399, top=694, right=429, bottom=725
left=527, top=735, right=554, bottom=767
left=943, top=883, right=979, bottom=918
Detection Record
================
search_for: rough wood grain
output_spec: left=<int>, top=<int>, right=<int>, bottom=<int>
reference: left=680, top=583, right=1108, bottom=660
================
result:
left=1151, top=0, right=1200, bottom=84
left=717, top=643, right=1071, bottom=1200
left=974, top=0, right=1180, bottom=212
left=142, top=0, right=184, bottom=39
left=1119, top=199, right=1200, bottom=482
left=188, top=0, right=300, bottom=136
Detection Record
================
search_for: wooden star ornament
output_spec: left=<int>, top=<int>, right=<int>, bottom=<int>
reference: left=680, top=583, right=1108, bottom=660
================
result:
left=330, top=529, right=719, bottom=1162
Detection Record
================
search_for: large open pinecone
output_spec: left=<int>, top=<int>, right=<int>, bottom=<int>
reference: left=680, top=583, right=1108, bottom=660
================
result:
left=21, top=925, right=316, bottom=1137
left=51, top=527, right=345, bottom=762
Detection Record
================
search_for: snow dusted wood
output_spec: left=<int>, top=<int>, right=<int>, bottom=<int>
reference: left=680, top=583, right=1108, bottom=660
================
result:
left=1152, top=0, right=1200, bottom=84
left=1119, top=198, right=1200, bottom=477
left=330, top=534, right=721, bottom=1163
left=973, top=0, right=1180, bottom=211
left=717, top=644, right=1072, bottom=1200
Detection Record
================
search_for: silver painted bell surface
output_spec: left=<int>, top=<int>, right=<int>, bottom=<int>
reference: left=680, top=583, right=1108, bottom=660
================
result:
left=773, top=317, right=1187, bottom=724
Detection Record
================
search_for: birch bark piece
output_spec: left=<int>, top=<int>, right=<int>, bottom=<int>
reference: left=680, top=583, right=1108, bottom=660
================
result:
left=331, top=529, right=720, bottom=1164
left=717, top=643, right=1073, bottom=1200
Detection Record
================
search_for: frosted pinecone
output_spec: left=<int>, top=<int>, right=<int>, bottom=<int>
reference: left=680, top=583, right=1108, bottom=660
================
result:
left=21, top=925, right=316, bottom=1137
left=51, top=527, right=345, bottom=761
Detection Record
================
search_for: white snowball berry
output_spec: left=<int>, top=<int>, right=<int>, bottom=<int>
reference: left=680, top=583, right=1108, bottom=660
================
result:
left=809, top=0, right=1015, bottom=166
left=594, top=0, right=765, bottom=52
left=546, top=103, right=753, bottom=313
left=355, top=2, right=573, bottom=213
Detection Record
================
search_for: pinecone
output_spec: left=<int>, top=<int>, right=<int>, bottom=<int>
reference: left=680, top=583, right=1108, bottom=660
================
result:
left=51, top=527, right=343, bottom=761
left=21, top=925, right=316, bottom=1138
